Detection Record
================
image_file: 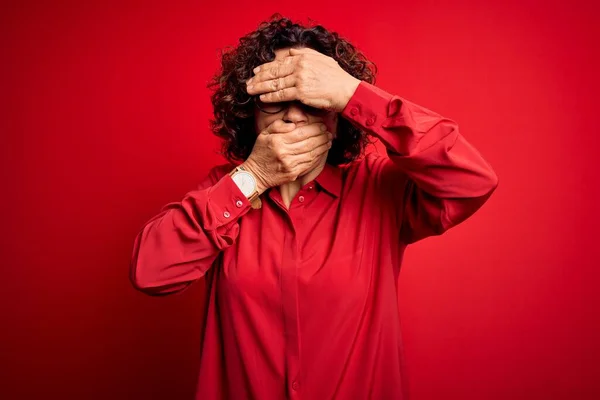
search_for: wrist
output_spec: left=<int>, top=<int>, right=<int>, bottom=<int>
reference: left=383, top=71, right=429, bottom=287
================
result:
left=240, top=160, right=268, bottom=195
left=336, top=77, right=361, bottom=112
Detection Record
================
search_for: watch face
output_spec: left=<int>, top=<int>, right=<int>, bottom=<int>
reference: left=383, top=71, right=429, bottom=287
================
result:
left=232, top=171, right=256, bottom=196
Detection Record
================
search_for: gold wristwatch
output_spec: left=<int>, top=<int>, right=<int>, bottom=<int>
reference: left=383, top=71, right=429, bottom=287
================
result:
left=229, top=165, right=262, bottom=209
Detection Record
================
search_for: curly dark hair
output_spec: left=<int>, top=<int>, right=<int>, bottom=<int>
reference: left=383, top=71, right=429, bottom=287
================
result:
left=208, top=14, right=378, bottom=166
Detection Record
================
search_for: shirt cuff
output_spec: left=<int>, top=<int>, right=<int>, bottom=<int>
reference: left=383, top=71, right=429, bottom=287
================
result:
left=341, top=81, right=417, bottom=155
left=206, top=174, right=253, bottom=226
left=342, top=81, right=398, bottom=129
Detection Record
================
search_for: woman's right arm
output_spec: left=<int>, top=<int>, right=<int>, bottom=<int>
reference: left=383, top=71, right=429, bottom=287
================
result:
left=129, top=164, right=252, bottom=296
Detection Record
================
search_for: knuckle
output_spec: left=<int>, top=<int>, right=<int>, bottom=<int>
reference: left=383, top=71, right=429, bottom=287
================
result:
left=271, top=137, right=281, bottom=149
left=282, top=161, right=294, bottom=173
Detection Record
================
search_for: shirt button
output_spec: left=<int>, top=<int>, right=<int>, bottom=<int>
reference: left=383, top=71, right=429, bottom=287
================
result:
left=366, top=116, right=376, bottom=126
left=298, top=196, right=305, bottom=203
left=308, top=186, right=313, bottom=190
left=292, top=381, right=299, bottom=391
left=223, top=211, right=231, bottom=218
left=350, top=107, right=359, bottom=116
left=235, top=200, right=243, bottom=208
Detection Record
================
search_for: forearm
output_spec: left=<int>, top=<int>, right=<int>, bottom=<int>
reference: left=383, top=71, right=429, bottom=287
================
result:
left=130, top=169, right=253, bottom=295
left=342, top=81, right=498, bottom=242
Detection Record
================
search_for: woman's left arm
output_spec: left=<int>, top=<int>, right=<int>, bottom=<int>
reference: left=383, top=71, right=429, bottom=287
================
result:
left=246, top=48, right=498, bottom=244
left=342, top=82, right=499, bottom=244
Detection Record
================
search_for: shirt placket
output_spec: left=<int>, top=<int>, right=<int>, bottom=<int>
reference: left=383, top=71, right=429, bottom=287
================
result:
left=281, top=221, right=300, bottom=398
left=269, top=184, right=318, bottom=399
left=280, top=184, right=316, bottom=399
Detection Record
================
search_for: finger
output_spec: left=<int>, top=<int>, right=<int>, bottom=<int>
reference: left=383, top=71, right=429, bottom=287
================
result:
left=261, top=119, right=296, bottom=135
left=247, top=74, right=296, bottom=95
left=248, top=63, right=295, bottom=86
left=294, top=140, right=332, bottom=167
left=288, top=132, right=332, bottom=156
left=259, top=87, right=299, bottom=103
left=285, top=123, right=328, bottom=143
left=253, top=55, right=298, bottom=74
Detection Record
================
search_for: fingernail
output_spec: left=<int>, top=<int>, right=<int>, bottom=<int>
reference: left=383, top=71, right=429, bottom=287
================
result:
left=247, top=78, right=253, bottom=84
left=253, top=66, right=261, bottom=73
left=328, top=132, right=333, bottom=139
left=320, top=124, right=327, bottom=131
left=247, top=85, right=254, bottom=91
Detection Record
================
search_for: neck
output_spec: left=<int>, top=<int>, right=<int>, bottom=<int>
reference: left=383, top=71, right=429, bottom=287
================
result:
left=279, top=157, right=327, bottom=208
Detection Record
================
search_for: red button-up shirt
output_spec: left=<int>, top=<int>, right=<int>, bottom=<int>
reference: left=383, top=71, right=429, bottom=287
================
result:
left=130, top=82, right=498, bottom=399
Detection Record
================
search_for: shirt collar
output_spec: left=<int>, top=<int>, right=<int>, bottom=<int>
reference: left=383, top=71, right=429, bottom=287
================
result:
left=314, top=163, right=342, bottom=197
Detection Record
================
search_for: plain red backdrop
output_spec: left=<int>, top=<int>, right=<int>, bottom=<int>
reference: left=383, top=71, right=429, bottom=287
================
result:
left=2, top=0, right=598, bottom=399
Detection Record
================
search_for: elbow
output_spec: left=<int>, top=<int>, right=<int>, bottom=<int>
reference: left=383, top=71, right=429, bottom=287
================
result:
left=129, top=260, right=154, bottom=293
left=472, top=163, right=499, bottom=198
left=129, top=257, right=160, bottom=295
left=129, top=234, right=156, bottom=293
left=129, top=251, right=189, bottom=297
left=128, top=227, right=180, bottom=296
left=488, top=167, right=499, bottom=193
left=441, top=177, right=498, bottom=233
left=483, top=157, right=499, bottom=193
left=130, top=265, right=190, bottom=296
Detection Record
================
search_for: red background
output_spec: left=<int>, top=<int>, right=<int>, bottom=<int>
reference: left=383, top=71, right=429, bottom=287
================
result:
left=2, top=0, right=598, bottom=399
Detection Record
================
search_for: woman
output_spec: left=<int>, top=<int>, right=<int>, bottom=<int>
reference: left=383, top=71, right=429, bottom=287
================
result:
left=130, top=16, right=498, bottom=400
